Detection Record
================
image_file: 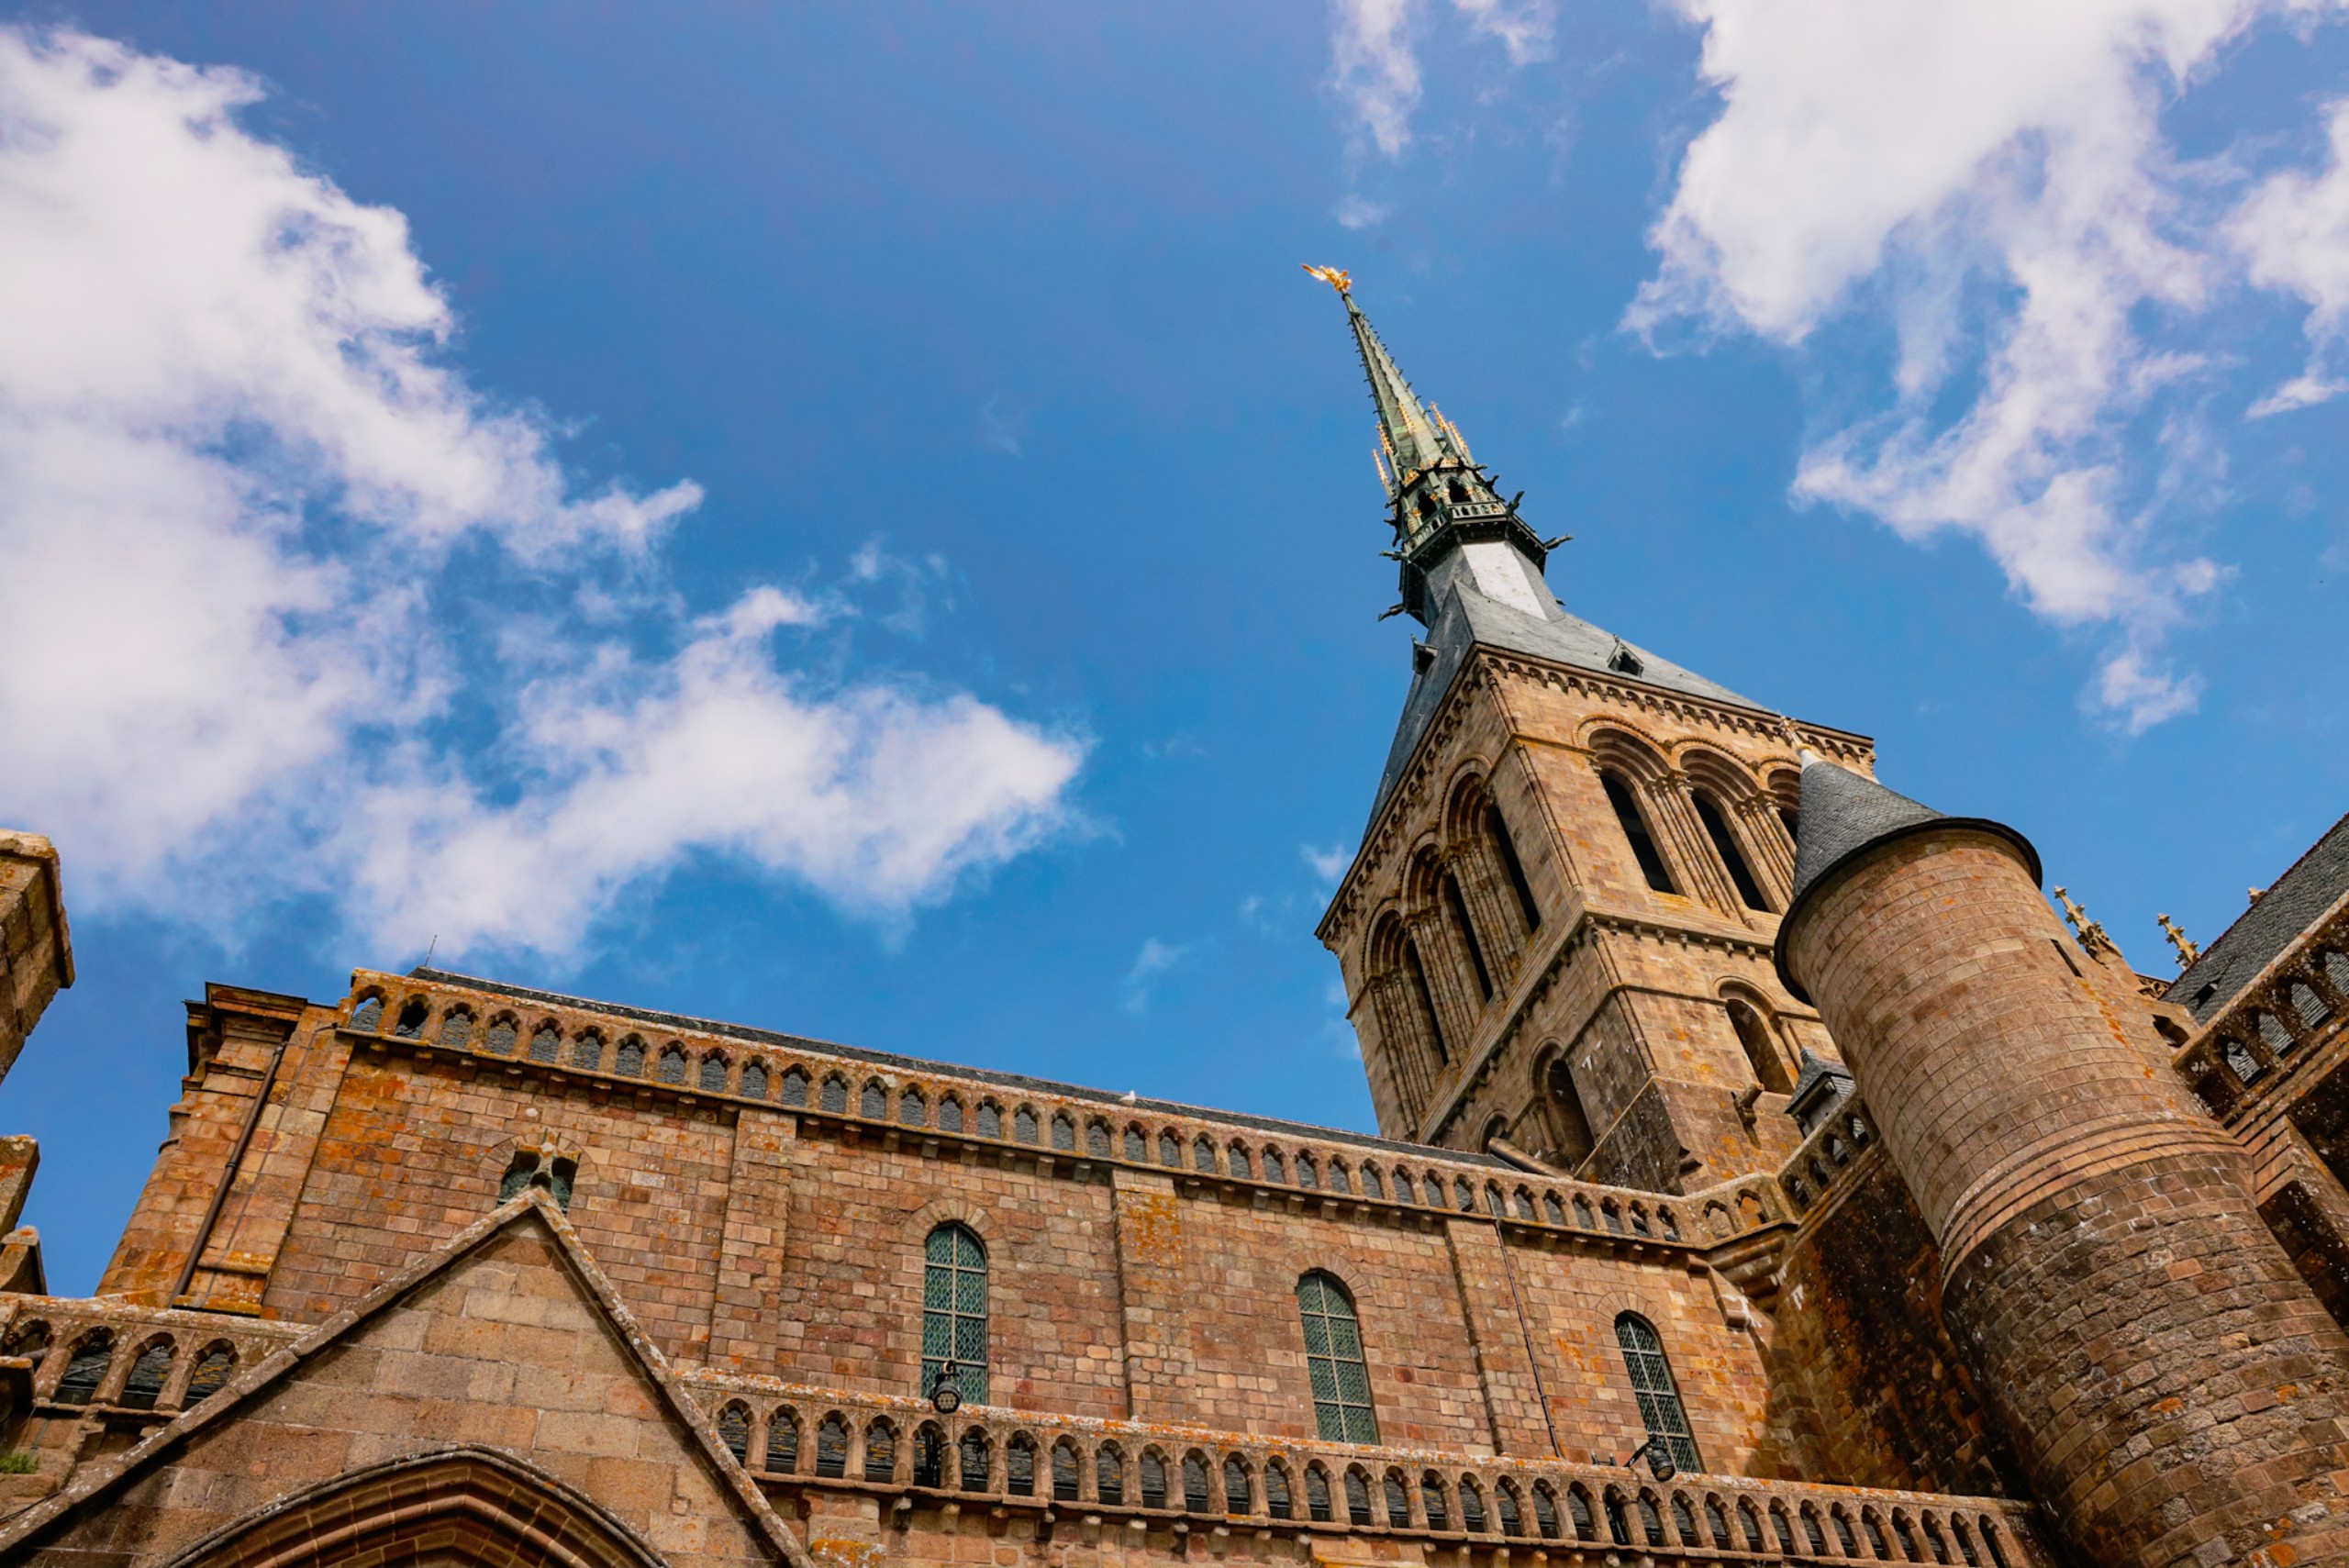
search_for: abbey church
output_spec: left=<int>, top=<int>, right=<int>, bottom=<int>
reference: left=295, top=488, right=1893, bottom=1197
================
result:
left=0, top=277, right=2347, bottom=1568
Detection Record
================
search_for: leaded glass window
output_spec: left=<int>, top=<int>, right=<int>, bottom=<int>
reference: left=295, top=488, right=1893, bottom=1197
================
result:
left=923, top=1223, right=987, bottom=1406
left=1297, top=1271, right=1377, bottom=1443
left=1615, top=1313, right=1700, bottom=1472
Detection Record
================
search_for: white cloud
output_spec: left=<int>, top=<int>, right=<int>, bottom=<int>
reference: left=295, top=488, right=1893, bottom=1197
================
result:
left=1629, top=0, right=2346, bottom=730
left=2233, top=96, right=2349, bottom=402
left=0, top=28, right=1084, bottom=956
left=1302, top=842, right=1353, bottom=883
left=1326, top=0, right=1558, bottom=159
left=1120, top=937, right=1193, bottom=1015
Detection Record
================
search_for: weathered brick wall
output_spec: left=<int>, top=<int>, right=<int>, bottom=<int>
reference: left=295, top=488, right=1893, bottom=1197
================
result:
left=1788, top=827, right=2349, bottom=1568
left=1758, top=1153, right=2019, bottom=1497
left=88, top=974, right=1794, bottom=1477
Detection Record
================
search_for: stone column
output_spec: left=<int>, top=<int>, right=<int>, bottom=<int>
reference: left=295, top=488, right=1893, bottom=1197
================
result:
left=1782, top=797, right=2349, bottom=1568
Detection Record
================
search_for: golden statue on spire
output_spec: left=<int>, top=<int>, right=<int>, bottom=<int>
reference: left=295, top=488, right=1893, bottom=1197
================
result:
left=1302, top=263, right=1353, bottom=296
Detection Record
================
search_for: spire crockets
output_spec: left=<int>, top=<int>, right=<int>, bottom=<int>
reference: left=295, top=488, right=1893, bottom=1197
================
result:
left=1305, top=266, right=1558, bottom=628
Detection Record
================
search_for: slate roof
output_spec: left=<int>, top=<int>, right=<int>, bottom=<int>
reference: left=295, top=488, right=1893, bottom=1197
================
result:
left=1774, top=758, right=2041, bottom=1000
left=2164, top=811, right=2349, bottom=1024
left=1369, top=577, right=1763, bottom=825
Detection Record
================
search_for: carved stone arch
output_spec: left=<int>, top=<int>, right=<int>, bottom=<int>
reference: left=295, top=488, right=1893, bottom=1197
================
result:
left=906, top=1195, right=998, bottom=1245
left=1680, top=746, right=1790, bottom=906
left=1581, top=723, right=1674, bottom=782
left=1442, top=762, right=1497, bottom=844
left=157, top=1445, right=670, bottom=1568
left=1528, top=1039, right=1597, bottom=1169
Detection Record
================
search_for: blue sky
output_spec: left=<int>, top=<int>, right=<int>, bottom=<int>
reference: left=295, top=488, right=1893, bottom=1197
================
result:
left=3, top=2, right=2347, bottom=1293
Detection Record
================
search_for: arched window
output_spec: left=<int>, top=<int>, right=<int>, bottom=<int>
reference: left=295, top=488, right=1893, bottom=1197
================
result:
left=863, top=1419, right=896, bottom=1482
left=740, top=1060, right=769, bottom=1098
left=1616, top=1314, right=1700, bottom=1473
left=861, top=1079, right=887, bottom=1118
left=1297, top=1272, right=1378, bottom=1443
left=717, top=1403, right=751, bottom=1462
left=960, top=1428, right=991, bottom=1491
left=1486, top=800, right=1542, bottom=931
left=529, top=1023, right=561, bottom=1063
left=1265, top=1462, right=1295, bottom=1519
left=616, top=1035, right=645, bottom=1075
left=1014, top=1105, right=1038, bottom=1143
left=484, top=1015, right=518, bottom=1056
left=1183, top=1451, right=1213, bottom=1512
left=1385, top=1471, right=1412, bottom=1528
left=120, top=1338, right=173, bottom=1410
left=1403, top=940, right=1450, bottom=1062
left=1124, top=1126, right=1147, bottom=1162
left=898, top=1086, right=927, bottom=1126
left=393, top=999, right=429, bottom=1039
left=1097, top=1443, right=1126, bottom=1505
left=1727, top=998, right=1793, bottom=1094
left=1086, top=1119, right=1112, bottom=1159
left=1051, top=1112, right=1075, bottom=1151
left=1305, top=1463, right=1333, bottom=1522
left=1693, top=792, right=1769, bottom=910
left=571, top=1030, right=604, bottom=1070
left=923, top=1224, right=987, bottom=1406
left=702, top=1054, right=730, bottom=1094
left=657, top=1046, right=688, bottom=1085
left=1600, top=773, right=1675, bottom=893
left=1460, top=1477, right=1487, bottom=1533
left=1441, top=871, right=1493, bottom=1000
left=767, top=1409, right=800, bottom=1473
left=1140, top=1449, right=1168, bottom=1508
left=1421, top=1472, right=1451, bottom=1530
left=938, top=1096, right=963, bottom=1132
left=977, top=1101, right=1002, bottom=1138
left=820, top=1073, right=849, bottom=1113
left=52, top=1330, right=112, bottom=1405
left=184, top=1342, right=235, bottom=1403
left=1264, top=1147, right=1288, bottom=1183
left=815, top=1414, right=849, bottom=1477
left=1223, top=1454, right=1252, bottom=1514
left=350, top=995, right=384, bottom=1033
left=438, top=1010, right=473, bottom=1050
left=1006, top=1433, right=1037, bottom=1495
left=1051, top=1440, right=1081, bottom=1501
left=1194, top=1134, right=1218, bottom=1172
left=1344, top=1468, right=1374, bottom=1526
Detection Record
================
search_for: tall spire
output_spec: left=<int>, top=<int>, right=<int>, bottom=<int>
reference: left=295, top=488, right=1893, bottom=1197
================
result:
left=1304, top=266, right=1556, bottom=627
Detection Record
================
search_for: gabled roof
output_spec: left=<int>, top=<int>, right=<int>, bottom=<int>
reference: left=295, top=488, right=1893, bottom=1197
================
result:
left=1370, top=576, right=1764, bottom=824
left=2164, top=811, right=2349, bottom=1022
left=0, top=1190, right=810, bottom=1568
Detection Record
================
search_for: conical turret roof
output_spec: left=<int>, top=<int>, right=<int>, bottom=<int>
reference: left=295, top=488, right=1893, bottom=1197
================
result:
left=1775, top=755, right=2041, bottom=1000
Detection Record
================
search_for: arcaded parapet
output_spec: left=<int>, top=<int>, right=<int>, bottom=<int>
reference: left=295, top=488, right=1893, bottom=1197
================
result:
left=0, top=831, right=72, bottom=1087
left=1780, top=762, right=2349, bottom=1568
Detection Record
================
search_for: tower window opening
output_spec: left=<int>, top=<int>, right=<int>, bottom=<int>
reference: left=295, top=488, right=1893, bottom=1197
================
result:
left=1607, top=646, right=1644, bottom=676
left=1727, top=1000, right=1793, bottom=1095
left=1601, top=773, right=1676, bottom=894
left=1441, top=873, right=1493, bottom=1000
left=1446, top=477, right=1469, bottom=503
left=1486, top=802, right=1542, bottom=931
left=1542, top=1052, right=1596, bottom=1167
left=1404, top=940, right=1449, bottom=1063
left=1694, top=794, right=1769, bottom=911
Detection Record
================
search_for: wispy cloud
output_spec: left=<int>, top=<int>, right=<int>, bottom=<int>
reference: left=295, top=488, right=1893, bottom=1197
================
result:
left=1325, top=0, right=1559, bottom=160
left=1626, top=0, right=2349, bottom=732
left=1302, top=842, right=1353, bottom=883
left=1120, top=937, right=1194, bottom=1015
left=0, top=27, right=1085, bottom=958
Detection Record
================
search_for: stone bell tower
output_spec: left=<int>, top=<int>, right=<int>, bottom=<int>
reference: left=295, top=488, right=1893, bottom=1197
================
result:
left=1308, top=271, right=1861, bottom=1192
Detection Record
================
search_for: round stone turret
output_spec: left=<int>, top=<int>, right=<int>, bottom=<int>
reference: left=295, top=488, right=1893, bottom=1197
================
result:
left=1776, top=757, right=2349, bottom=1568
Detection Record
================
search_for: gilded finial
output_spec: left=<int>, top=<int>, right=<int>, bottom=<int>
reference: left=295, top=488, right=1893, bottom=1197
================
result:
left=1302, top=263, right=1353, bottom=296
left=2052, top=886, right=2116, bottom=960
left=2157, top=913, right=2199, bottom=970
